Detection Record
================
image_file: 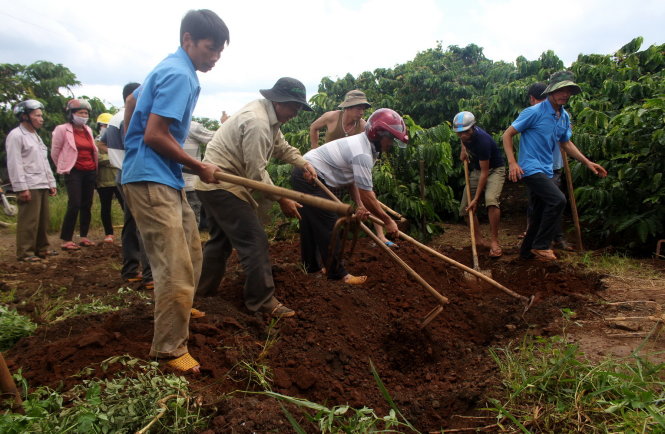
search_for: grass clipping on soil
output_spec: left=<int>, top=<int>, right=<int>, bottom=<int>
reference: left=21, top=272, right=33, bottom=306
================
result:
left=0, top=305, right=37, bottom=351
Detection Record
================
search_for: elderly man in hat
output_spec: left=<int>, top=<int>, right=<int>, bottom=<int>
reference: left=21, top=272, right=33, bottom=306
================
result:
left=196, top=77, right=317, bottom=317
left=503, top=71, right=606, bottom=262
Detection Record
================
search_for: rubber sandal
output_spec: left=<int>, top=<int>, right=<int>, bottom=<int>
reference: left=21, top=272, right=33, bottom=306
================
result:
left=103, top=234, right=115, bottom=243
left=260, top=297, right=296, bottom=318
left=517, top=231, right=526, bottom=239
left=530, top=248, right=557, bottom=262
left=61, top=241, right=81, bottom=251
left=163, top=353, right=200, bottom=374
left=191, top=308, right=206, bottom=318
left=384, top=241, right=399, bottom=248
left=489, top=247, right=503, bottom=258
left=343, top=274, right=367, bottom=285
left=142, top=281, right=154, bottom=290
left=126, top=273, right=143, bottom=283
left=19, top=255, right=42, bottom=263
left=79, top=238, right=96, bottom=247
left=38, top=250, right=59, bottom=258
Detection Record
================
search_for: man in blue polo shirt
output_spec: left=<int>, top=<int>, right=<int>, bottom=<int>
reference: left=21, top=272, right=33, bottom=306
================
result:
left=503, top=71, right=606, bottom=262
left=454, top=111, right=506, bottom=258
left=121, top=9, right=229, bottom=373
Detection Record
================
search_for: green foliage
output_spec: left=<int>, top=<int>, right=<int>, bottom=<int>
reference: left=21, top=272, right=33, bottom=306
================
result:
left=1, top=356, right=207, bottom=433
left=0, top=305, right=37, bottom=350
left=488, top=334, right=665, bottom=432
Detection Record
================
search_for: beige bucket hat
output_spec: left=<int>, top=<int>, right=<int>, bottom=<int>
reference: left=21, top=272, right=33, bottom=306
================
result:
left=338, top=90, right=371, bottom=109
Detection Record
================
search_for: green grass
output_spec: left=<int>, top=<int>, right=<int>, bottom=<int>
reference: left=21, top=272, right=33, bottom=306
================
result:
left=1, top=355, right=208, bottom=434
left=562, top=251, right=665, bottom=280
left=487, top=333, right=665, bottom=432
left=0, top=305, right=37, bottom=351
left=47, top=191, right=124, bottom=235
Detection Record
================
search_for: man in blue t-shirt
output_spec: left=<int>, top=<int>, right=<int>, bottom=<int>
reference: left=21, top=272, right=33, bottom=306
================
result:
left=503, top=71, right=606, bottom=262
left=453, top=111, right=506, bottom=258
left=121, top=9, right=229, bottom=373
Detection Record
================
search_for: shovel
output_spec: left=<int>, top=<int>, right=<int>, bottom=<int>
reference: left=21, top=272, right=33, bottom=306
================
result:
left=463, top=159, right=492, bottom=282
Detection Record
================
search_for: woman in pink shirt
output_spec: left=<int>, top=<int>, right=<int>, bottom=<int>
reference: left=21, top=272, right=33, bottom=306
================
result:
left=51, top=99, right=99, bottom=250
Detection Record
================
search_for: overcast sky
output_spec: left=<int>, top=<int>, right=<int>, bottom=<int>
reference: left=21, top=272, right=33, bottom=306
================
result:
left=1, top=0, right=663, bottom=120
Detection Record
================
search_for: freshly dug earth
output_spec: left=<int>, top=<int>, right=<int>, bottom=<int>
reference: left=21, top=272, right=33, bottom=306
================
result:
left=2, top=227, right=607, bottom=432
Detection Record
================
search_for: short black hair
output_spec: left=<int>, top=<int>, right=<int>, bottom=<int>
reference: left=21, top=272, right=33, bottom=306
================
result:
left=180, top=9, right=230, bottom=48
left=528, top=83, right=547, bottom=101
left=122, top=82, right=141, bottom=102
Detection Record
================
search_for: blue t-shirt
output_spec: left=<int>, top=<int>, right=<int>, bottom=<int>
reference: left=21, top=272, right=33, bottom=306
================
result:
left=122, top=47, right=201, bottom=189
left=464, top=126, right=504, bottom=171
left=511, top=98, right=572, bottom=178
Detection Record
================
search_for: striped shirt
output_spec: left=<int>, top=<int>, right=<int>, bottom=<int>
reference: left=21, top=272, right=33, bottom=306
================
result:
left=304, top=132, right=377, bottom=191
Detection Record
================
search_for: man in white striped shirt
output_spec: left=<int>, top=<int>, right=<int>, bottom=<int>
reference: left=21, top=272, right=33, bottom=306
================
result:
left=292, top=108, right=407, bottom=284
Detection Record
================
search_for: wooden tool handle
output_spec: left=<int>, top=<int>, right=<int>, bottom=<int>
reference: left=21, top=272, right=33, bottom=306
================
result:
left=213, top=171, right=352, bottom=216
left=463, top=160, right=480, bottom=270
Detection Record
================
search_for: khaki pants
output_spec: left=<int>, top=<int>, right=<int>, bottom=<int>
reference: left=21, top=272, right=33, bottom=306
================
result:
left=16, top=189, right=51, bottom=259
left=459, top=166, right=506, bottom=216
left=123, top=182, right=202, bottom=358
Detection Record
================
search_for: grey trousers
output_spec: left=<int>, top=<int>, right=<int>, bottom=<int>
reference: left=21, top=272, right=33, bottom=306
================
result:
left=16, top=189, right=50, bottom=259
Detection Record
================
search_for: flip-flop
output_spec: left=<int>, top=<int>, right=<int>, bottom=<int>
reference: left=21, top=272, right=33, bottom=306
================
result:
left=530, top=249, right=557, bottom=262
left=191, top=308, right=206, bottom=318
left=384, top=241, right=399, bottom=248
left=163, top=353, right=200, bottom=374
left=489, top=247, right=503, bottom=258
left=19, top=255, right=42, bottom=263
left=343, top=274, right=367, bottom=285
left=61, top=241, right=81, bottom=251
left=38, top=250, right=59, bottom=258
left=79, top=238, right=96, bottom=247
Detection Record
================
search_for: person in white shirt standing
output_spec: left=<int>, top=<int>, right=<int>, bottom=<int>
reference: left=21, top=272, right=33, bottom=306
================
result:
left=6, top=100, right=57, bottom=262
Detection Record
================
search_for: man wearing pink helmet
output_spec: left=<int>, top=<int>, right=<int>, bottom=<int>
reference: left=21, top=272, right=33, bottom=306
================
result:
left=292, top=108, right=406, bottom=284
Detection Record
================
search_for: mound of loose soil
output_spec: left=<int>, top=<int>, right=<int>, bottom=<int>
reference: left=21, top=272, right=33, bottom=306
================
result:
left=3, top=232, right=605, bottom=432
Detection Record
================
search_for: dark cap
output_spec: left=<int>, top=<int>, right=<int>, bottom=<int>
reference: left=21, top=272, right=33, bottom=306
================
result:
left=259, top=77, right=312, bottom=111
left=527, top=82, right=547, bottom=101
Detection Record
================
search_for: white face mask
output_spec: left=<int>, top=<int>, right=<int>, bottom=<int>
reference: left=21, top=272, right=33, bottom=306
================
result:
left=72, top=115, right=88, bottom=127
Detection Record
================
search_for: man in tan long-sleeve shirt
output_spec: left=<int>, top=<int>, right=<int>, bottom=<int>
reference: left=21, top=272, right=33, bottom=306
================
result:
left=196, top=77, right=316, bottom=317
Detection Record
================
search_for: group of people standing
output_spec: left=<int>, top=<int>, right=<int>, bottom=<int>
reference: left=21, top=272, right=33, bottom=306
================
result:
left=5, top=8, right=606, bottom=374
left=6, top=98, right=125, bottom=262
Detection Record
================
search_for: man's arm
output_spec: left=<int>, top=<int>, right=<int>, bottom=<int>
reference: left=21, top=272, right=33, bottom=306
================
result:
left=144, top=113, right=218, bottom=183
left=357, top=188, right=398, bottom=236
left=467, top=160, right=490, bottom=213
left=502, top=126, right=523, bottom=182
left=309, top=111, right=334, bottom=148
left=123, top=93, right=137, bottom=134
left=560, top=141, right=608, bottom=177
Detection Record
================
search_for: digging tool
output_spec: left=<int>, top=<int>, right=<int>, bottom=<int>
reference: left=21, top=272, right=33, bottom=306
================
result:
left=212, top=171, right=352, bottom=216
left=379, top=201, right=408, bottom=225
left=1, top=190, right=17, bottom=217
left=463, top=159, right=492, bottom=281
left=0, top=352, right=22, bottom=411
left=561, top=149, right=584, bottom=251
left=367, top=214, right=535, bottom=313
left=312, top=178, right=449, bottom=326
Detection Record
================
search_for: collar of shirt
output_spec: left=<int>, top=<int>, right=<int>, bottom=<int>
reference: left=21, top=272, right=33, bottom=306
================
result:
left=175, top=46, right=197, bottom=75
left=260, top=99, right=281, bottom=129
left=18, top=124, right=42, bottom=141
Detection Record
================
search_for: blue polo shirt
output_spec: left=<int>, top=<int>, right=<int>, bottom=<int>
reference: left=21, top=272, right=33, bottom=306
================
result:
left=512, top=98, right=572, bottom=178
left=464, top=126, right=504, bottom=171
left=122, top=47, right=201, bottom=189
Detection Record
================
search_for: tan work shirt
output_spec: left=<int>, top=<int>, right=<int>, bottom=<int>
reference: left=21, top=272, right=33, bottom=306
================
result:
left=196, top=99, right=307, bottom=208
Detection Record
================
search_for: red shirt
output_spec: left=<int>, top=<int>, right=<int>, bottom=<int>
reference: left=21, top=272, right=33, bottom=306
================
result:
left=73, top=128, right=96, bottom=171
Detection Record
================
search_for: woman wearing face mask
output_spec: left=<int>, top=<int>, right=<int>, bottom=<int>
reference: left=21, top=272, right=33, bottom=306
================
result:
left=51, top=99, right=99, bottom=250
